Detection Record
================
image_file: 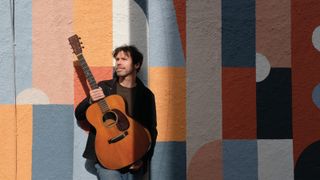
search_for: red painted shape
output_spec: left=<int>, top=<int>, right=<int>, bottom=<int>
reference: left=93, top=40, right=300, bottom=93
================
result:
left=173, top=0, right=186, bottom=59
left=222, top=68, right=257, bottom=139
left=74, top=65, right=113, bottom=107
left=292, top=0, right=320, bottom=163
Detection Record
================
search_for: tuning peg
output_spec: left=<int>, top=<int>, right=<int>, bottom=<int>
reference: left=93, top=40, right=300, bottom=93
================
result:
left=82, top=46, right=85, bottom=49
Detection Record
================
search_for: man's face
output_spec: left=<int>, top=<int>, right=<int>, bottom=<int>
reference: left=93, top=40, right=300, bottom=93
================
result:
left=115, top=51, right=138, bottom=77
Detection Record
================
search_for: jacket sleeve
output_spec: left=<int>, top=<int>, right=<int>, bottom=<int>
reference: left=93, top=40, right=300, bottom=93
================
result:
left=145, top=93, right=158, bottom=161
left=75, top=96, right=91, bottom=122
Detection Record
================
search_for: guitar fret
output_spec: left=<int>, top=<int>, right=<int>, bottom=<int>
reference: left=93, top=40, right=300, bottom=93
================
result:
left=98, top=100, right=109, bottom=113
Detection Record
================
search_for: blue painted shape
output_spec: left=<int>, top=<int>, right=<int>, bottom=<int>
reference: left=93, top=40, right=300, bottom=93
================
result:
left=312, top=83, right=320, bottom=109
left=149, top=0, right=185, bottom=67
left=223, top=140, right=258, bottom=180
left=15, top=0, right=32, bottom=94
left=222, top=0, right=255, bottom=67
left=134, top=0, right=148, bottom=18
left=32, top=105, right=74, bottom=180
left=73, top=118, right=97, bottom=180
left=151, top=142, right=186, bottom=180
left=0, top=0, right=15, bottom=104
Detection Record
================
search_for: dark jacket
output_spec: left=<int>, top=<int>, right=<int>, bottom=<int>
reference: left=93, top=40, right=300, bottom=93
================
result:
left=74, top=77, right=157, bottom=172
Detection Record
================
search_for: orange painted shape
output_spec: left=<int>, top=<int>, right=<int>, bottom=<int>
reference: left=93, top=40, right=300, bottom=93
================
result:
left=74, top=0, right=113, bottom=66
left=32, top=0, right=73, bottom=104
left=0, top=105, right=17, bottom=180
left=149, top=67, right=186, bottom=141
left=74, top=66, right=114, bottom=107
left=222, top=68, right=257, bottom=139
left=17, top=105, right=32, bottom=180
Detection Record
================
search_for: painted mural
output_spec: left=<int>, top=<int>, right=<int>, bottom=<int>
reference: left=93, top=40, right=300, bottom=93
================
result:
left=0, top=0, right=319, bottom=180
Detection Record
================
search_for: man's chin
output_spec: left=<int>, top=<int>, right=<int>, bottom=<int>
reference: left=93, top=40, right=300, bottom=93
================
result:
left=116, top=72, right=126, bottom=77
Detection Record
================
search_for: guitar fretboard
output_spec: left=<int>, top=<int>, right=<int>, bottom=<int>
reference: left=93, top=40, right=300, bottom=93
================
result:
left=77, top=54, right=98, bottom=89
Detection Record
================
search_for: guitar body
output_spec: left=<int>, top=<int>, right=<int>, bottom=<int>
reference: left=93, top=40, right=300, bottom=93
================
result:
left=86, top=94, right=151, bottom=170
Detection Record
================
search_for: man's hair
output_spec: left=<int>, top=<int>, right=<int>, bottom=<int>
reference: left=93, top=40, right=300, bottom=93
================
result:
left=112, top=45, right=143, bottom=72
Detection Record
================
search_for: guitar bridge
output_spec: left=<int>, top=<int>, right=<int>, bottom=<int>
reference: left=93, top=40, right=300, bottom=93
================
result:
left=108, top=131, right=129, bottom=144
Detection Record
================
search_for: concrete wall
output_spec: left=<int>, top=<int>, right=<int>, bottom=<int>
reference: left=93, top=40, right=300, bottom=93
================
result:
left=0, top=0, right=320, bottom=180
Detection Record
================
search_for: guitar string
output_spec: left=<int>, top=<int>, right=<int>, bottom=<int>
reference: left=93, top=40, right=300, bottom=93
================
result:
left=9, top=0, right=18, bottom=179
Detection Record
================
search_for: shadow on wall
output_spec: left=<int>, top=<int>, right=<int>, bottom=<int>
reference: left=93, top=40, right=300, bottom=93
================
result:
left=130, top=0, right=186, bottom=180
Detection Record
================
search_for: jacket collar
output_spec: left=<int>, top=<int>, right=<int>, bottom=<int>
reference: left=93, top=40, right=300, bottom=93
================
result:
left=111, top=72, right=145, bottom=88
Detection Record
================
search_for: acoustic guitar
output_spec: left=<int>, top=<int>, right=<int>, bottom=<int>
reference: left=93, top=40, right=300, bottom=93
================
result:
left=69, top=34, right=151, bottom=170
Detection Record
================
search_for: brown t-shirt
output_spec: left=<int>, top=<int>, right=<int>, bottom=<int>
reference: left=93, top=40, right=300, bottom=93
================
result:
left=116, top=82, right=137, bottom=117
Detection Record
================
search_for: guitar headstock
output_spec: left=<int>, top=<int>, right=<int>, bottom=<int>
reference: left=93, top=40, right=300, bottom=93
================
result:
left=68, top=34, right=83, bottom=55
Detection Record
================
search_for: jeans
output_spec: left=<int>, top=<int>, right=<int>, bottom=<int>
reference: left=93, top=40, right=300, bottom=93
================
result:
left=94, top=163, right=145, bottom=180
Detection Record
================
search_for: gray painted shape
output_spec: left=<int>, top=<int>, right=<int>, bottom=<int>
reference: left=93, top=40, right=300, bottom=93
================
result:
left=129, top=0, right=149, bottom=86
left=0, top=0, right=15, bottom=104
left=15, top=0, right=32, bottom=94
left=258, top=140, right=294, bottom=180
left=149, top=0, right=185, bottom=67
left=187, top=0, right=222, bottom=167
left=32, top=105, right=74, bottom=180
left=134, top=0, right=148, bottom=18
left=151, top=142, right=186, bottom=180
left=223, top=140, right=258, bottom=180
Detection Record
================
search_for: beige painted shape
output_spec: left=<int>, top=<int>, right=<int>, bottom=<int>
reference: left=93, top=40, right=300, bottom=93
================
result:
left=187, top=0, right=222, bottom=167
left=32, top=0, right=73, bottom=104
left=17, top=88, right=49, bottom=104
left=256, top=0, right=291, bottom=67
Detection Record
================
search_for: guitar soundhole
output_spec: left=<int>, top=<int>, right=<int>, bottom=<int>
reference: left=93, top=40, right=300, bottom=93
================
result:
left=103, top=112, right=117, bottom=127
left=113, top=109, right=129, bottom=131
left=102, top=109, right=129, bottom=131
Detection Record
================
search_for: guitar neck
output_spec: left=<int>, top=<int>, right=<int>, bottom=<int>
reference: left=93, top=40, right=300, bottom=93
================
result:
left=76, top=53, right=111, bottom=112
left=76, top=53, right=99, bottom=90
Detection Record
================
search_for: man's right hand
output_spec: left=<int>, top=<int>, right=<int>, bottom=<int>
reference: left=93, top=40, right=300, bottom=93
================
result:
left=89, top=87, right=105, bottom=102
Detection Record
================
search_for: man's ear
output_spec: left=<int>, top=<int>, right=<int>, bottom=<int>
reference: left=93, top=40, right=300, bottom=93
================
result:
left=134, top=63, right=140, bottom=70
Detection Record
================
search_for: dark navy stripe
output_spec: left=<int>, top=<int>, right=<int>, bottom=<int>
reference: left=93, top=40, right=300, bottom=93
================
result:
left=222, top=0, right=255, bottom=67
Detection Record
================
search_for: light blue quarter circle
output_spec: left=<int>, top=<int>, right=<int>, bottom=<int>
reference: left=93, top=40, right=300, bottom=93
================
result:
left=312, top=83, right=320, bottom=109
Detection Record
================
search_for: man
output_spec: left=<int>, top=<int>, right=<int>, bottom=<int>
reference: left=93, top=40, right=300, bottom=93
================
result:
left=75, top=45, right=157, bottom=180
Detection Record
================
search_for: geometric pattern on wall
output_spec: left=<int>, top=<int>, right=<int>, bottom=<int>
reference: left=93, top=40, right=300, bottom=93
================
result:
left=188, top=0, right=320, bottom=179
left=2, top=0, right=320, bottom=179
